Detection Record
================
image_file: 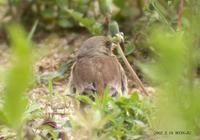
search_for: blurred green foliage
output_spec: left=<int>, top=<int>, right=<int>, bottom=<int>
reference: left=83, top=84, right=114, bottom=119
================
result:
left=7, top=0, right=106, bottom=31
left=0, top=0, right=5, bottom=4
left=139, top=22, right=200, bottom=139
left=71, top=90, right=152, bottom=140
left=5, top=0, right=188, bottom=60
left=65, top=9, right=103, bottom=35
left=0, top=24, right=33, bottom=138
left=4, top=0, right=158, bottom=33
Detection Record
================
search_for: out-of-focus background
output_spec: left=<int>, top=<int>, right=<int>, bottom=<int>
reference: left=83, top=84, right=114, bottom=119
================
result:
left=0, top=0, right=200, bottom=140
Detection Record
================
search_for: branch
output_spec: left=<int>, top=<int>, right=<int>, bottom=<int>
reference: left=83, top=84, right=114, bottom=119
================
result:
left=116, top=43, right=149, bottom=96
left=178, top=0, right=184, bottom=30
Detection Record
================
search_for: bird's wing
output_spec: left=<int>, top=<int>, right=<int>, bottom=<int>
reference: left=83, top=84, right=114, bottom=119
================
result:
left=69, top=56, right=127, bottom=96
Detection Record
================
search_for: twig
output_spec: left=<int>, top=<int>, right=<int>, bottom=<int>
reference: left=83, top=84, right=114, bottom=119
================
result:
left=116, top=43, right=149, bottom=96
left=178, top=0, right=184, bottom=30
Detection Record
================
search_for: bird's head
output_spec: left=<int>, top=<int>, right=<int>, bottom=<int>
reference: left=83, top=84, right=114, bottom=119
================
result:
left=77, top=36, right=115, bottom=58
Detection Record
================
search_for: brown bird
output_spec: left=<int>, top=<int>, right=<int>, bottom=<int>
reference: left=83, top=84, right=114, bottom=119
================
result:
left=68, top=36, right=127, bottom=99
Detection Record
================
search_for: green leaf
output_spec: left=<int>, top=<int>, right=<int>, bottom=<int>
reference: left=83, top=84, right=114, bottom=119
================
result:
left=130, top=93, right=139, bottom=103
left=65, top=9, right=102, bottom=34
left=0, top=0, right=5, bottom=4
left=9, top=0, right=20, bottom=5
left=125, top=43, right=135, bottom=56
left=76, top=95, right=93, bottom=105
left=108, top=21, right=120, bottom=36
left=4, top=24, right=32, bottom=131
left=39, top=125, right=58, bottom=140
left=58, top=18, right=73, bottom=28
left=28, top=20, right=39, bottom=41
left=65, top=9, right=83, bottom=20
left=0, top=110, right=8, bottom=125
left=99, top=0, right=113, bottom=14
left=151, top=0, right=174, bottom=32
left=41, top=9, right=55, bottom=18
left=101, top=86, right=111, bottom=110
left=113, top=0, right=125, bottom=9
left=48, top=76, right=53, bottom=96
left=25, top=103, right=41, bottom=114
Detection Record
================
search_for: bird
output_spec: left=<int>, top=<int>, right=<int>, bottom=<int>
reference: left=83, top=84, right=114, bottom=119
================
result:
left=68, top=36, right=128, bottom=100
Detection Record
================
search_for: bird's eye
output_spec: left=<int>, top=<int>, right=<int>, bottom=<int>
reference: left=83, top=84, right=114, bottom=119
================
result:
left=105, top=41, right=112, bottom=49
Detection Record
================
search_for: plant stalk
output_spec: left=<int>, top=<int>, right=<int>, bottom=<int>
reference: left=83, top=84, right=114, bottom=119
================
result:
left=116, top=43, right=149, bottom=96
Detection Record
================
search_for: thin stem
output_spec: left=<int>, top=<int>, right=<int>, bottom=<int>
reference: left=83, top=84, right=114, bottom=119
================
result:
left=178, top=0, right=184, bottom=30
left=116, top=43, right=149, bottom=96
